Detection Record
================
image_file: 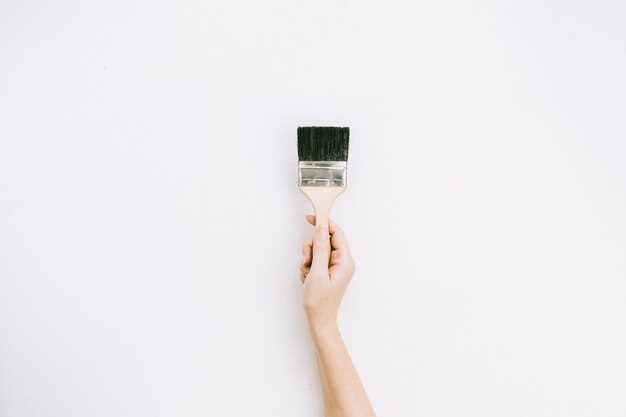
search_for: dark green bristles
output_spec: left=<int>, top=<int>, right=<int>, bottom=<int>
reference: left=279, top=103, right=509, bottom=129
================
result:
left=297, top=126, right=349, bottom=162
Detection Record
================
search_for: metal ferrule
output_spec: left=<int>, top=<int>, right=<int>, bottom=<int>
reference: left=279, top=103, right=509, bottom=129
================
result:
left=298, top=161, right=347, bottom=187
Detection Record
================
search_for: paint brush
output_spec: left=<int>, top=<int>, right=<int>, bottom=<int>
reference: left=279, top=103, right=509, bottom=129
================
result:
left=297, top=126, right=350, bottom=250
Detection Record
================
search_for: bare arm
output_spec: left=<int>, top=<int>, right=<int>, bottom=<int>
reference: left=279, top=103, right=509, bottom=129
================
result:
left=299, top=215, right=376, bottom=417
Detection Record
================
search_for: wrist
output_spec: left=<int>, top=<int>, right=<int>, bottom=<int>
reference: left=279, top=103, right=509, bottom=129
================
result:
left=307, top=314, right=339, bottom=337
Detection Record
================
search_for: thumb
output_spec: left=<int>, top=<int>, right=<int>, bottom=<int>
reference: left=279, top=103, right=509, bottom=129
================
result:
left=309, top=224, right=330, bottom=274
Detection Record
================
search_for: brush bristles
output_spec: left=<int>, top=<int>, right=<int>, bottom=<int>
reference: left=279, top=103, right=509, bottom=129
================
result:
left=297, top=126, right=349, bottom=162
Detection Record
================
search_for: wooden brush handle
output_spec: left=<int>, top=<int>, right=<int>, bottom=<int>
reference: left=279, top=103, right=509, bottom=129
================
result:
left=299, top=186, right=346, bottom=261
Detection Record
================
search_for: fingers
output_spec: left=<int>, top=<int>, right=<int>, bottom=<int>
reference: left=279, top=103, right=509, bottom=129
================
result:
left=309, top=224, right=330, bottom=275
left=302, top=215, right=351, bottom=282
left=300, top=258, right=311, bottom=274
left=306, top=214, right=350, bottom=253
left=301, top=238, right=313, bottom=266
left=330, top=249, right=354, bottom=268
left=300, top=238, right=313, bottom=283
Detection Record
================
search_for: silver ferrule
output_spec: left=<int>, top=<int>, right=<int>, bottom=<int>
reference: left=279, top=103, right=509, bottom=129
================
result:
left=298, top=161, right=347, bottom=187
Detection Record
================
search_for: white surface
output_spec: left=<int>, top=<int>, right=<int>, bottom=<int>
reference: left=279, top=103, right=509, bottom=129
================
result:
left=1, top=1, right=626, bottom=416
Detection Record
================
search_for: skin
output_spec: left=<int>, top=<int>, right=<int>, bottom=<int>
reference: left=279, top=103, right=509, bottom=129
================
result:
left=299, top=215, right=377, bottom=417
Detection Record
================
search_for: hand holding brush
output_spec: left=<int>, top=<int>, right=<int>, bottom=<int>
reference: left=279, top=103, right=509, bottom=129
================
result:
left=297, top=127, right=376, bottom=417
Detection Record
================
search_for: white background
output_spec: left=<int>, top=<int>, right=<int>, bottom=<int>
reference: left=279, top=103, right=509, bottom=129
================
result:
left=1, top=0, right=625, bottom=416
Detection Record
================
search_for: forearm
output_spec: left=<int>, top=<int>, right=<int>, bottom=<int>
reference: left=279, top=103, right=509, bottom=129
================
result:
left=308, top=318, right=376, bottom=417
